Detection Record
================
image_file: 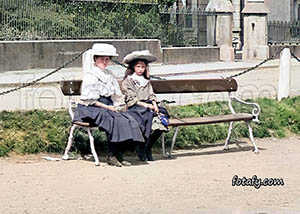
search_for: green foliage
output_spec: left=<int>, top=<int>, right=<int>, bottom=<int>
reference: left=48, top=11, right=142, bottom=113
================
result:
left=0, top=0, right=192, bottom=46
left=0, top=110, right=70, bottom=155
left=160, top=96, right=300, bottom=149
left=2, top=96, right=300, bottom=157
left=159, top=0, right=176, bottom=7
left=0, top=109, right=110, bottom=157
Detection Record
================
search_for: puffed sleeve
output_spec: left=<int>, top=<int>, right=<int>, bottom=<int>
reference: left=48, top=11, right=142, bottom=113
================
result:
left=112, top=76, right=122, bottom=96
left=121, top=78, right=139, bottom=107
left=148, top=83, right=157, bottom=102
left=80, top=73, right=99, bottom=105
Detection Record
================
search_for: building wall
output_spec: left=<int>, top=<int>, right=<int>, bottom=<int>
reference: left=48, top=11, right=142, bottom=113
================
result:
left=176, top=0, right=298, bottom=46
left=265, top=0, right=292, bottom=21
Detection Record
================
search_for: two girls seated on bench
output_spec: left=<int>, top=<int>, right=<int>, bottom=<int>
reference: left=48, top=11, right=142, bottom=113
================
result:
left=73, top=44, right=169, bottom=167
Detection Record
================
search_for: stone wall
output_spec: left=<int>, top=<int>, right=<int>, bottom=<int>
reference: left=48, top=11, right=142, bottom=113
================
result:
left=0, top=39, right=163, bottom=72
left=162, top=46, right=219, bottom=64
left=0, top=40, right=220, bottom=72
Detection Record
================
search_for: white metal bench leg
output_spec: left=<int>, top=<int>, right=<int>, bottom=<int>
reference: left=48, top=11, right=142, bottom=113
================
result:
left=87, top=128, right=100, bottom=166
left=169, top=127, right=179, bottom=158
left=161, top=134, right=168, bottom=158
left=161, top=127, right=179, bottom=158
left=224, top=121, right=234, bottom=150
left=246, top=121, right=259, bottom=154
left=62, top=124, right=77, bottom=160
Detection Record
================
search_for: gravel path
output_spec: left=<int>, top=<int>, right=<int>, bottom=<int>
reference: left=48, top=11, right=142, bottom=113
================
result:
left=1, top=137, right=299, bottom=213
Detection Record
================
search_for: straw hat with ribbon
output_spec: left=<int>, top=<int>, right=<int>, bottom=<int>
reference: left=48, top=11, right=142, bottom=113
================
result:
left=123, top=50, right=157, bottom=64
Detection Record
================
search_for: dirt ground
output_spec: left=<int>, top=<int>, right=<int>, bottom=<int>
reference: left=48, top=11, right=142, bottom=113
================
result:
left=0, top=137, right=300, bottom=214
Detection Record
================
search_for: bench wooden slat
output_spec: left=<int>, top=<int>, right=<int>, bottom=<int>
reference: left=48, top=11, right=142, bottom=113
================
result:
left=73, top=113, right=253, bottom=128
left=169, top=113, right=253, bottom=127
left=60, top=78, right=238, bottom=96
left=151, top=79, right=237, bottom=93
left=72, top=121, right=93, bottom=127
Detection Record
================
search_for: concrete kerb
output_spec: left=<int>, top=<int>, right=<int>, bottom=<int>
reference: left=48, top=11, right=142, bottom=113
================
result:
left=154, top=64, right=279, bottom=78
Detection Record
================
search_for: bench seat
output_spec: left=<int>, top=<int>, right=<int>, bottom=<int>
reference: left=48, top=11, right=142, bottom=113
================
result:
left=169, top=113, right=253, bottom=127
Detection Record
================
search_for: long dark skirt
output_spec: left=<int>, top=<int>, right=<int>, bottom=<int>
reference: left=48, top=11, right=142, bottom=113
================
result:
left=73, top=96, right=144, bottom=143
left=127, top=101, right=169, bottom=141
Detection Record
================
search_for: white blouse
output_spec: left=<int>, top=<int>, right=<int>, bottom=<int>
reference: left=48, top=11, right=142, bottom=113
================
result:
left=80, top=66, right=122, bottom=105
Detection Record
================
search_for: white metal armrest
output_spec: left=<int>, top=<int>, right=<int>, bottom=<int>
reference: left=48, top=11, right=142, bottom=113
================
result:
left=228, top=92, right=261, bottom=122
left=232, top=97, right=261, bottom=122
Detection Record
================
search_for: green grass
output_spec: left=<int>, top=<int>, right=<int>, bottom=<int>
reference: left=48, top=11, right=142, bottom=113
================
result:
left=1, top=96, right=300, bottom=157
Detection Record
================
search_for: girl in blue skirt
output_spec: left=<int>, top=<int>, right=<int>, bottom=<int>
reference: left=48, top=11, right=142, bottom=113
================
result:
left=121, top=50, right=169, bottom=161
left=73, top=43, right=144, bottom=167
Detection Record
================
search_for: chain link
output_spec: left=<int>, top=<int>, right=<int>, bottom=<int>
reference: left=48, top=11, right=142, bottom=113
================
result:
left=0, top=48, right=89, bottom=97
left=1, top=46, right=298, bottom=97
left=112, top=59, right=127, bottom=69
left=0, top=51, right=165, bottom=97
left=226, top=46, right=287, bottom=79
left=291, top=51, right=300, bottom=63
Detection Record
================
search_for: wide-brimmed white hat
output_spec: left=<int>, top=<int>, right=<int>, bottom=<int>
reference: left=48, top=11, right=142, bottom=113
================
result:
left=123, top=50, right=157, bottom=64
left=91, top=43, right=119, bottom=57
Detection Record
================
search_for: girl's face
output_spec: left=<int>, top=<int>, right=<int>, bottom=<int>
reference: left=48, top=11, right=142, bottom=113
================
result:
left=134, top=61, right=147, bottom=76
left=95, top=56, right=111, bottom=69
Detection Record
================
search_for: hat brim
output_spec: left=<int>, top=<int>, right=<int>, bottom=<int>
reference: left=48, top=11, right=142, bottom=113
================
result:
left=92, top=53, right=119, bottom=57
left=123, top=54, right=157, bottom=64
left=92, top=51, right=119, bottom=57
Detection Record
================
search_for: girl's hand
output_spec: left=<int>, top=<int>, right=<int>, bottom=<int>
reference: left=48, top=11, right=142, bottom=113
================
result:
left=106, top=106, right=117, bottom=112
left=147, top=103, right=154, bottom=110
left=152, top=102, right=159, bottom=112
left=94, top=101, right=116, bottom=112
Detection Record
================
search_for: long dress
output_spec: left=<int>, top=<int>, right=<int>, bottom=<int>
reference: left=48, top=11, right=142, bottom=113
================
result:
left=73, top=66, right=144, bottom=143
left=121, top=74, right=169, bottom=142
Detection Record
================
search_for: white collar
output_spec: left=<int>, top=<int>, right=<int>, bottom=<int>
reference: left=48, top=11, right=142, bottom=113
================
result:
left=130, top=73, right=149, bottom=87
left=86, top=66, right=112, bottom=83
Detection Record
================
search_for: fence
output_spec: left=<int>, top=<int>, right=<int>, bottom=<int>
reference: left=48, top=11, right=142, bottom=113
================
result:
left=0, top=0, right=215, bottom=47
left=268, top=20, right=300, bottom=44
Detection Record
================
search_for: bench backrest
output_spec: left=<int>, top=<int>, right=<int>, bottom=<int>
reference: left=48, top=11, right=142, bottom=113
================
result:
left=60, top=79, right=238, bottom=96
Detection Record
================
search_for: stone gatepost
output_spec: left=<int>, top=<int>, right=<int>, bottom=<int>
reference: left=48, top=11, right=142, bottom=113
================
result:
left=206, top=0, right=234, bottom=62
left=242, top=0, right=270, bottom=60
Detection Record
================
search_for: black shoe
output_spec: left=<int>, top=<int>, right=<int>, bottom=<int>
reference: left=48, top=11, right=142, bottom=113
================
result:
left=145, top=148, right=154, bottom=161
left=136, top=143, right=146, bottom=161
left=107, top=156, right=122, bottom=167
left=115, top=151, right=132, bottom=166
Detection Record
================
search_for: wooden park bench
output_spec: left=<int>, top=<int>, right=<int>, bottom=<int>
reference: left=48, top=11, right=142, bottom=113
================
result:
left=60, top=78, right=261, bottom=165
